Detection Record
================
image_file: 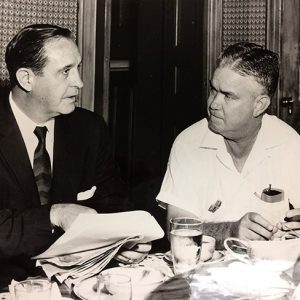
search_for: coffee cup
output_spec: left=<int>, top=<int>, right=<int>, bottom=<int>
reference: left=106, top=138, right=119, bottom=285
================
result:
left=200, top=235, right=216, bottom=262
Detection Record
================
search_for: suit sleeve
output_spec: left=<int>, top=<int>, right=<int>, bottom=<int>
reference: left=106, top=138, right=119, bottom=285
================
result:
left=0, top=205, right=57, bottom=258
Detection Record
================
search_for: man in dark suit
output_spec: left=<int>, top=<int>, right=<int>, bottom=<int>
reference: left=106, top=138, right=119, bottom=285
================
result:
left=0, top=24, right=150, bottom=288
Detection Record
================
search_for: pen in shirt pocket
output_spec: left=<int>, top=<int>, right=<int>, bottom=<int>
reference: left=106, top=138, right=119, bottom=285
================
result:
left=285, top=199, right=300, bottom=222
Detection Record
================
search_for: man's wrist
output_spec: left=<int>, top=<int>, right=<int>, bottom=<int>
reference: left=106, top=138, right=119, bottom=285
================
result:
left=229, top=220, right=239, bottom=238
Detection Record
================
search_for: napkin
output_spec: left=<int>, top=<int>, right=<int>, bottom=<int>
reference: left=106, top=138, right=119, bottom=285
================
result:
left=8, top=280, right=62, bottom=300
left=138, top=254, right=174, bottom=278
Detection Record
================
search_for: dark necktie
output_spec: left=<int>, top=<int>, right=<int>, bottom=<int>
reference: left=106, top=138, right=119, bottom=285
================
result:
left=33, top=126, right=52, bottom=205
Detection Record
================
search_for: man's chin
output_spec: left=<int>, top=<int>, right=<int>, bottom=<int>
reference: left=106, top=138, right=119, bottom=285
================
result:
left=60, top=103, right=76, bottom=115
left=208, top=121, right=222, bottom=135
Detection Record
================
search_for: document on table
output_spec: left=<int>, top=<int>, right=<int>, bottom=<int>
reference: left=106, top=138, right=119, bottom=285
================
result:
left=33, top=210, right=164, bottom=287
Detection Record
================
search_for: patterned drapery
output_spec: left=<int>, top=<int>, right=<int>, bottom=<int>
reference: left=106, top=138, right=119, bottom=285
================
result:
left=222, top=0, right=266, bottom=50
left=0, top=0, right=78, bottom=86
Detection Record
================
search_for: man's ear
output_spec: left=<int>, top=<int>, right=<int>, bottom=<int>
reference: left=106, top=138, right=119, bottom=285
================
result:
left=15, top=68, right=35, bottom=92
left=253, top=95, right=270, bottom=117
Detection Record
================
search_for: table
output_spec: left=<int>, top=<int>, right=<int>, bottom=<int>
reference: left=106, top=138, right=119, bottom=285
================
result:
left=58, top=252, right=300, bottom=300
left=3, top=251, right=299, bottom=299
left=147, top=256, right=300, bottom=300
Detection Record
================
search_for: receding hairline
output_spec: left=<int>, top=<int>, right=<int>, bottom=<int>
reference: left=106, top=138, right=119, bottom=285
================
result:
left=217, top=57, right=269, bottom=95
left=213, top=64, right=268, bottom=98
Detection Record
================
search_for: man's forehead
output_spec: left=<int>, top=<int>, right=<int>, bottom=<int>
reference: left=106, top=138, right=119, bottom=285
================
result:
left=213, top=67, right=250, bottom=83
left=44, top=37, right=81, bottom=64
left=213, top=66, right=264, bottom=95
left=212, top=67, right=239, bottom=86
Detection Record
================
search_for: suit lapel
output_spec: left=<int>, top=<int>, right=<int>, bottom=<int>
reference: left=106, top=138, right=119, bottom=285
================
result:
left=0, top=96, right=39, bottom=204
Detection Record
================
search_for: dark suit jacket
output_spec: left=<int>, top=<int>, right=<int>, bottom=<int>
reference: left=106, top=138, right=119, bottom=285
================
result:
left=0, top=94, right=129, bottom=287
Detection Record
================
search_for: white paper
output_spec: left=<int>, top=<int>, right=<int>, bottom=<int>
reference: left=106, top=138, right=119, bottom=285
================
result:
left=34, top=210, right=164, bottom=259
left=32, top=211, right=164, bottom=287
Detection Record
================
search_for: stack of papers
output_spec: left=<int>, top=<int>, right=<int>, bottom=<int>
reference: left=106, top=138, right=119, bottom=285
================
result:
left=33, top=210, right=164, bottom=288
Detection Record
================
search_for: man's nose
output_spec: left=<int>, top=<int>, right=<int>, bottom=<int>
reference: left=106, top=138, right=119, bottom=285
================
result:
left=71, top=70, right=84, bottom=89
left=209, top=93, right=222, bottom=109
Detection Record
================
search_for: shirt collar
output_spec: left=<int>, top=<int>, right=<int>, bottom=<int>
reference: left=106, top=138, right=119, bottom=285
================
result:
left=197, top=118, right=226, bottom=150
left=198, top=114, right=282, bottom=151
left=9, top=92, right=55, bottom=134
left=254, top=114, right=284, bottom=150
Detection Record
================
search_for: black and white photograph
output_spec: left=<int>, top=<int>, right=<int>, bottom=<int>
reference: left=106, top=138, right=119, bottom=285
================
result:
left=0, top=0, right=299, bottom=299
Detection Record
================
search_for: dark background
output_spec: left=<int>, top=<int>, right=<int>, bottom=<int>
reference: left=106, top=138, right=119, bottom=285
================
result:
left=96, top=1, right=207, bottom=243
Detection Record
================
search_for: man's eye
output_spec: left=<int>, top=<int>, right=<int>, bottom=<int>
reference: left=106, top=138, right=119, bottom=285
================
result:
left=224, top=93, right=232, bottom=100
left=63, top=69, right=70, bottom=75
left=209, top=87, right=217, bottom=95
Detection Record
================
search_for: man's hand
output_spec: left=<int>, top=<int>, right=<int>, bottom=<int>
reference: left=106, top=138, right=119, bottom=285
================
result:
left=283, top=208, right=300, bottom=228
left=271, top=208, right=300, bottom=238
left=235, top=212, right=275, bottom=240
left=50, top=203, right=97, bottom=231
left=114, top=242, right=152, bottom=264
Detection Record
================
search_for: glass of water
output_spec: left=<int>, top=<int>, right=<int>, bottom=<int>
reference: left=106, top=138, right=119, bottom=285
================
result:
left=170, top=217, right=203, bottom=275
left=14, top=279, right=52, bottom=300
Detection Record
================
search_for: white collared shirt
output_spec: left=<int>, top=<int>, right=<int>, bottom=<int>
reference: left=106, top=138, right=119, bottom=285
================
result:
left=9, top=92, right=54, bottom=170
left=157, top=114, right=300, bottom=224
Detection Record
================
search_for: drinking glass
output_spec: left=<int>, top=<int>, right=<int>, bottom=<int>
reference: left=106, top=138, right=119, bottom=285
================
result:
left=97, top=273, right=132, bottom=300
left=170, top=217, right=203, bottom=275
left=14, top=279, right=52, bottom=300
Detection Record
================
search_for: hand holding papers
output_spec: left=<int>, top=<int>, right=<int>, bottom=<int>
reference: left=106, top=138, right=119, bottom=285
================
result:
left=33, top=211, right=164, bottom=287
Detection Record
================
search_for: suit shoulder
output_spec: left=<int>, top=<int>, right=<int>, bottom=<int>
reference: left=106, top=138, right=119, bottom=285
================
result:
left=68, top=107, right=107, bottom=127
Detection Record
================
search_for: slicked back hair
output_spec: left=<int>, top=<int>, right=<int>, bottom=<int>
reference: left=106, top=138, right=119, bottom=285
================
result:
left=216, top=42, right=279, bottom=97
left=5, top=24, right=73, bottom=87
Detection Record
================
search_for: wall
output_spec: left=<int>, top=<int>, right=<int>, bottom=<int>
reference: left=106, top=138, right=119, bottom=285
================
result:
left=0, top=0, right=97, bottom=111
left=0, top=0, right=78, bottom=88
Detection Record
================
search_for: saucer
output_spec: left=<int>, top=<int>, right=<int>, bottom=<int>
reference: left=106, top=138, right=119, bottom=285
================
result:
left=164, top=250, right=225, bottom=265
left=73, top=277, right=98, bottom=300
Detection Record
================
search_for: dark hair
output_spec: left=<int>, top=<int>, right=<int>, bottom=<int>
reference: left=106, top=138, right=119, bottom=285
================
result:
left=216, top=42, right=279, bottom=97
left=5, top=24, right=73, bottom=87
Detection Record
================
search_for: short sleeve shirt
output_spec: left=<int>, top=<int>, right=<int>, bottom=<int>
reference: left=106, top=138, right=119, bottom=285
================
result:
left=156, top=114, right=300, bottom=225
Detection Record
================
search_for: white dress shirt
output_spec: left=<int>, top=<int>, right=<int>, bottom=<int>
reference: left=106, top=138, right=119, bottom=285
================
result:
left=9, top=92, right=54, bottom=170
left=157, top=114, right=300, bottom=225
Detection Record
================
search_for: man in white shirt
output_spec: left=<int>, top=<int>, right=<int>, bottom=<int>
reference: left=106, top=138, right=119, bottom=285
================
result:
left=157, top=42, right=300, bottom=248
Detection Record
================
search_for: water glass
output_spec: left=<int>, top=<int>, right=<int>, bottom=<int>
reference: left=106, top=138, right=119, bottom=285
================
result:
left=170, top=217, right=203, bottom=274
left=97, top=273, right=132, bottom=300
left=14, top=279, right=52, bottom=300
